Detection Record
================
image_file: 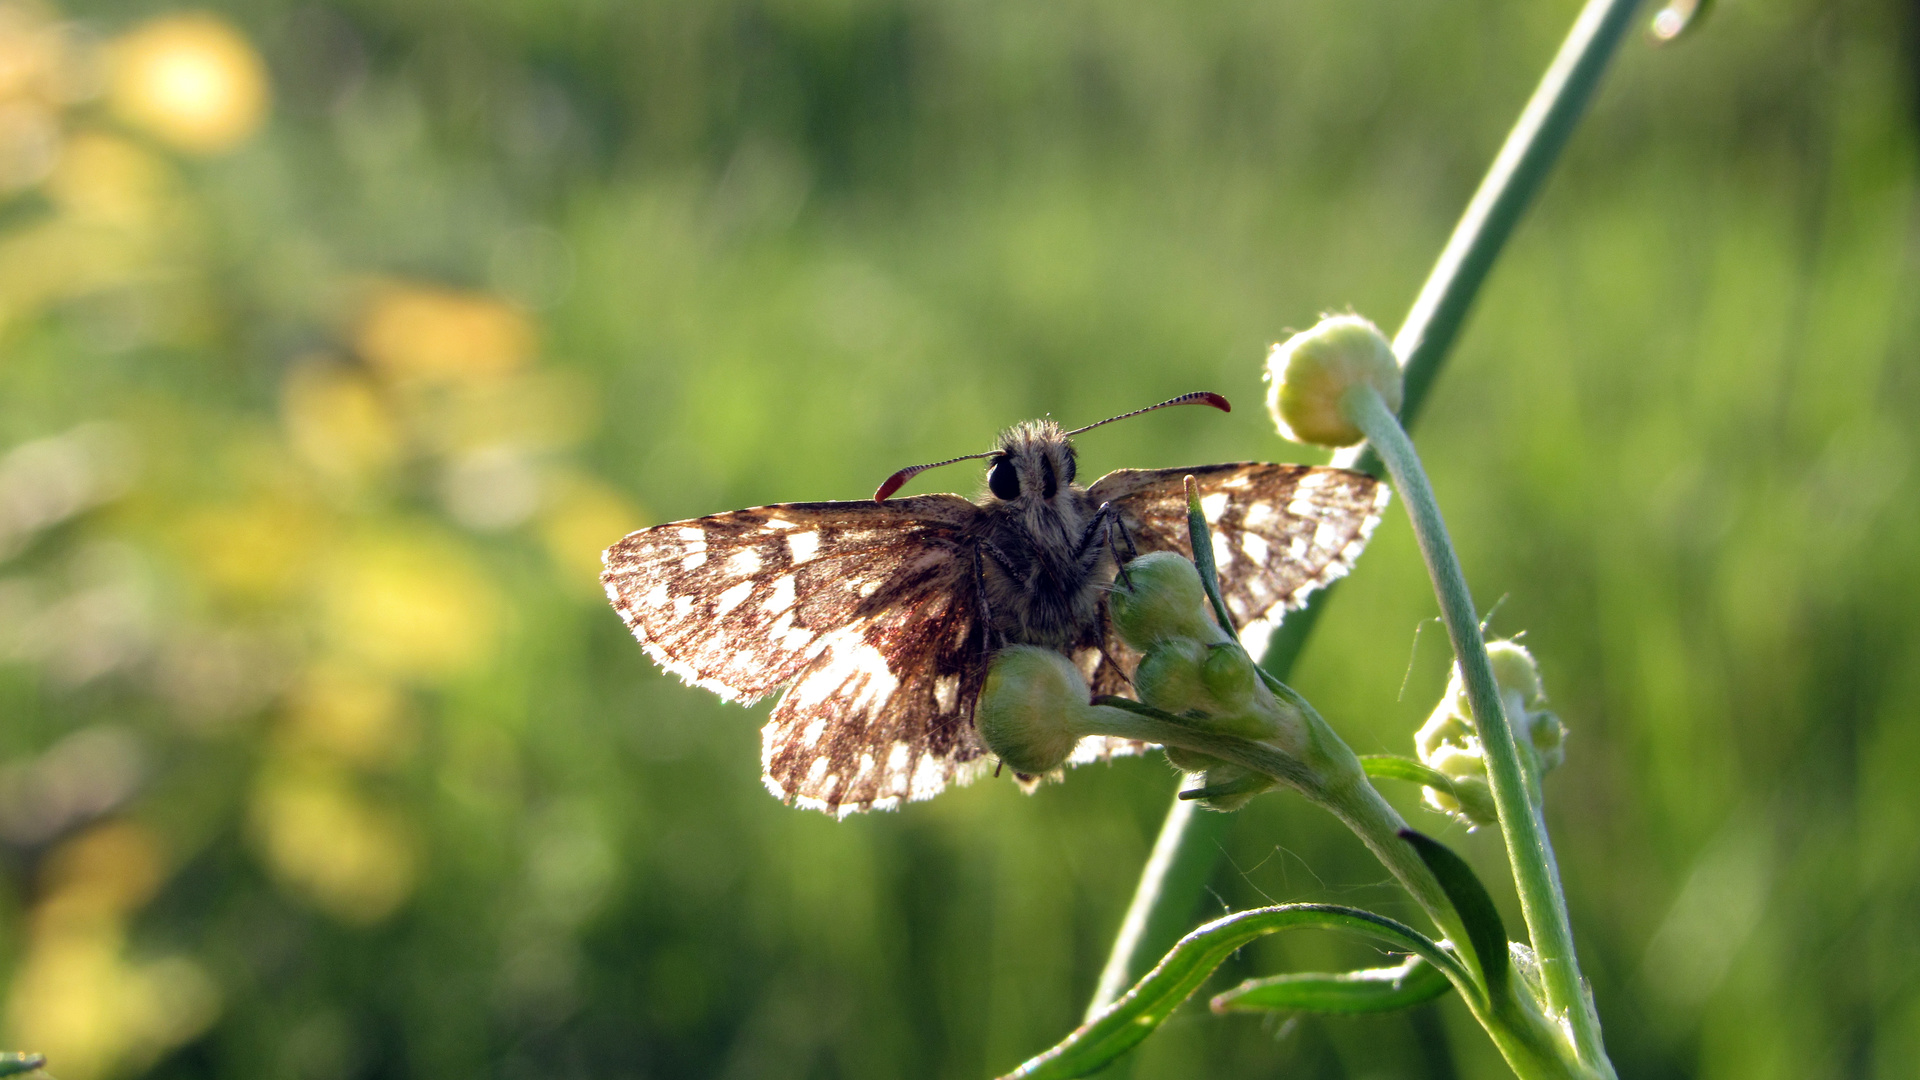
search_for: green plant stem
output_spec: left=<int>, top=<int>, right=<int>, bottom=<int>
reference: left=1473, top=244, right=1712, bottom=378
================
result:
left=1341, top=384, right=1611, bottom=1075
left=1088, top=697, right=1588, bottom=1079
left=1089, top=0, right=1644, bottom=1023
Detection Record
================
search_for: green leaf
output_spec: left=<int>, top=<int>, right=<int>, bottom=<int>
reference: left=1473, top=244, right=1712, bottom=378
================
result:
left=995, top=904, right=1470, bottom=1080
left=0, top=1053, right=45, bottom=1077
left=1361, top=754, right=1499, bottom=823
left=1210, top=955, right=1452, bottom=1015
left=1182, top=476, right=1239, bottom=641
left=1399, top=830, right=1509, bottom=1000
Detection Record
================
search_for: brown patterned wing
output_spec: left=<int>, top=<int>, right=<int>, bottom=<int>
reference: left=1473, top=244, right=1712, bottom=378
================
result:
left=601, top=494, right=995, bottom=816
left=1089, top=462, right=1390, bottom=661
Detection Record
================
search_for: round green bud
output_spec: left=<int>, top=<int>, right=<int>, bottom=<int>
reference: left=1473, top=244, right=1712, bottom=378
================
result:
left=1265, top=315, right=1404, bottom=448
left=1133, top=638, right=1211, bottom=714
left=1201, top=642, right=1258, bottom=704
left=976, top=646, right=1092, bottom=775
left=1420, top=741, right=1497, bottom=828
left=1108, top=552, right=1221, bottom=650
left=1486, top=640, right=1544, bottom=707
left=1528, top=710, right=1565, bottom=773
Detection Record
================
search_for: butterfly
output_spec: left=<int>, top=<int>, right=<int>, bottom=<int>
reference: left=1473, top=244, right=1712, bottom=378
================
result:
left=602, top=393, right=1388, bottom=817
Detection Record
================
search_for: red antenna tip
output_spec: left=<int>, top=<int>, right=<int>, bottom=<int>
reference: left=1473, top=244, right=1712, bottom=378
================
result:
left=1198, top=391, right=1231, bottom=413
left=874, top=469, right=912, bottom=503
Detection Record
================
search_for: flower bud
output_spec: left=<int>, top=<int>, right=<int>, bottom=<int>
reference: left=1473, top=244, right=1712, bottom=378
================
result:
left=1264, top=314, right=1403, bottom=448
left=1486, top=640, right=1545, bottom=707
left=1413, top=637, right=1564, bottom=827
left=1108, top=552, right=1223, bottom=650
left=976, top=646, right=1096, bottom=775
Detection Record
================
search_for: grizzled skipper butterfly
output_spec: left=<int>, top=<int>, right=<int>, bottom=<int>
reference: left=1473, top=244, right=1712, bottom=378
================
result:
left=602, top=393, right=1387, bottom=817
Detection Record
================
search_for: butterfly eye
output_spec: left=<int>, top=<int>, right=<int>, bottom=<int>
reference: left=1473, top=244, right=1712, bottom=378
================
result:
left=988, top=457, right=1021, bottom=499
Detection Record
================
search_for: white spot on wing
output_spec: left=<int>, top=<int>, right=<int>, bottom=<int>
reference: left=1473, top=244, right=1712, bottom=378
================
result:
left=727, top=548, right=762, bottom=576
left=1241, top=532, right=1270, bottom=564
left=1201, top=492, right=1229, bottom=521
left=787, top=531, right=820, bottom=564
left=764, top=574, right=796, bottom=613
left=681, top=551, right=707, bottom=570
left=933, top=674, right=959, bottom=712
left=909, top=752, right=946, bottom=800
left=714, top=579, right=754, bottom=616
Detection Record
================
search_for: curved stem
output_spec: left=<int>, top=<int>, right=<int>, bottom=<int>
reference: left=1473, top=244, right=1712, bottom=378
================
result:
left=1342, top=384, right=1611, bottom=1075
left=1093, top=0, right=1646, bottom=1034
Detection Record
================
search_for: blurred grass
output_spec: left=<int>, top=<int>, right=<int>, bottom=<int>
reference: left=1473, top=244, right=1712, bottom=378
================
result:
left=0, top=0, right=1913, bottom=1078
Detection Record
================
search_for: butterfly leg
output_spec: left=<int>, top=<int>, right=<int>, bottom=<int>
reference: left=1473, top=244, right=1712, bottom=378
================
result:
left=975, top=541, right=1022, bottom=651
left=1076, top=501, right=1136, bottom=590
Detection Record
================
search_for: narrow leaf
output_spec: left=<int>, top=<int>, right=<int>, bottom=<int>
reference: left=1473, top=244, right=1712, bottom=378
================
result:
left=1399, top=830, right=1509, bottom=999
left=1183, top=475, right=1239, bottom=640
left=0, top=1053, right=45, bottom=1077
left=1210, top=955, right=1452, bottom=1015
left=996, top=904, right=1468, bottom=1080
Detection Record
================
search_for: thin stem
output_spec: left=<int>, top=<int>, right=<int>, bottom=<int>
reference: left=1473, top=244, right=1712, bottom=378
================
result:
left=1092, top=0, right=1644, bottom=1024
left=1364, top=0, right=1648, bottom=443
left=1342, top=385, right=1610, bottom=1075
left=1084, top=797, right=1209, bottom=1023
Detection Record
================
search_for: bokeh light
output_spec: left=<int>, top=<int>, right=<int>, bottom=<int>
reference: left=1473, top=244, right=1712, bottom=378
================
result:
left=108, top=13, right=265, bottom=155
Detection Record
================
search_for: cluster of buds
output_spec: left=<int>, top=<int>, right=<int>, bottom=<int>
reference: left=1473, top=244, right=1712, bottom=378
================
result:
left=973, top=551, right=1312, bottom=811
left=1108, top=554, right=1309, bottom=809
left=1413, top=639, right=1565, bottom=827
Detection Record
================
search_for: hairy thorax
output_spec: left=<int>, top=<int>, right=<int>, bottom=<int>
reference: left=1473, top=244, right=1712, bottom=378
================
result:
left=976, top=487, right=1112, bottom=650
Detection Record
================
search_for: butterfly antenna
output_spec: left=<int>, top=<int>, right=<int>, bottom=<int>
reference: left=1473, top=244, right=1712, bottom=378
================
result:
left=1060, top=391, right=1231, bottom=437
left=874, top=449, right=1000, bottom=502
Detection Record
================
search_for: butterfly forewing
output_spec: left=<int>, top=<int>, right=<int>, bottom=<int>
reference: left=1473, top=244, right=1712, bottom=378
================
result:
left=1092, top=462, right=1390, bottom=658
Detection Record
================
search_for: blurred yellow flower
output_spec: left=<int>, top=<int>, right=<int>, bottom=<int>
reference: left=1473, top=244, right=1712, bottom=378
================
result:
left=284, top=662, right=414, bottom=767
left=0, top=132, right=171, bottom=325
left=45, top=130, right=173, bottom=226
left=37, top=821, right=164, bottom=925
left=539, top=472, right=645, bottom=591
left=0, top=2, right=85, bottom=105
left=177, top=495, right=327, bottom=605
left=356, top=284, right=536, bottom=383
left=109, top=12, right=267, bottom=155
left=5, top=822, right=220, bottom=1080
left=282, top=360, right=403, bottom=486
left=409, top=369, right=593, bottom=455
left=252, top=762, right=416, bottom=924
left=321, top=530, right=503, bottom=680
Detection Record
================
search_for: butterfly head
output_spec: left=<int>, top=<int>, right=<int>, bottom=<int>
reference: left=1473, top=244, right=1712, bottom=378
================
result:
left=872, top=391, right=1230, bottom=502
left=984, top=420, right=1076, bottom=504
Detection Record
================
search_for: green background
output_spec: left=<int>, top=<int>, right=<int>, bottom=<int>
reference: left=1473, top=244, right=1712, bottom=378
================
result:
left=0, top=0, right=1913, bottom=1077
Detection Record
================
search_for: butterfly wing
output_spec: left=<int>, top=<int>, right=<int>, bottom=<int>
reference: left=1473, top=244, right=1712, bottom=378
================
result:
left=602, top=495, right=996, bottom=816
left=1090, top=462, right=1390, bottom=661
